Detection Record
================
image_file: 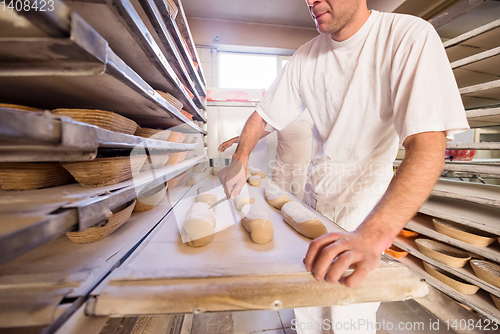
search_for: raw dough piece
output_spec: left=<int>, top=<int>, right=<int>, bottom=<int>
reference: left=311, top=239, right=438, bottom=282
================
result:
left=182, top=202, right=216, bottom=247
left=248, top=175, right=261, bottom=186
left=247, top=166, right=266, bottom=179
left=187, top=173, right=206, bottom=186
left=196, top=187, right=218, bottom=211
left=281, top=202, right=328, bottom=239
left=246, top=171, right=252, bottom=180
left=264, top=185, right=292, bottom=209
left=234, top=195, right=255, bottom=211
left=240, top=203, right=273, bottom=244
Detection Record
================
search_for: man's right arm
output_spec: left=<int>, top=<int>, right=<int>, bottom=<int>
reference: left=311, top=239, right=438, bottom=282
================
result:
left=218, top=111, right=267, bottom=198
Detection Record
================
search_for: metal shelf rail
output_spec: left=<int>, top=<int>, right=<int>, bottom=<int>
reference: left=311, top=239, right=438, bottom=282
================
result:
left=63, top=0, right=206, bottom=118
left=0, top=107, right=199, bottom=162
left=150, top=0, right=206, bottom=97
left=0, top=4, right=205, bottom=132
left=0, top=155, right=206, bottom=265
left=171, top=0, right=207, bottom=86
left=0, top=180, right=197, bottom=328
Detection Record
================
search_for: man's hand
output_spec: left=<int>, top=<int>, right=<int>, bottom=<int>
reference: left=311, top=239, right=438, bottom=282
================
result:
left=303, top=229, right=384, bottom=288
left=218, top=137, right=239, bottom=152
left=218, top=158, right=247, bottom=199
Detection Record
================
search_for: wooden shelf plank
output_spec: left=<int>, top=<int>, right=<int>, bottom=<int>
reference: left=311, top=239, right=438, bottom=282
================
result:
left=393, top=236, right=500, bottom=298
left=85, top=177, right=428, bottom=316
left=444, top=18, right=500, bottom=62
left=431, top=179, right=500, bottom=208
left=460, top=79, right=500, bottom=109
left=394, top=160, right=500, bottom=178
left=467, top=107, right=500, bottom=128
left=396, top=254, right=500, bottom=322
left=419, top=195, right=500, bottom=236
left=405, top=215, right=500, bottom=263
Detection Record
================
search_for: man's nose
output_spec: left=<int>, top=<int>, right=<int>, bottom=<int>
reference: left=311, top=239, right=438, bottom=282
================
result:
left=306, top=0, right=321, bottom=6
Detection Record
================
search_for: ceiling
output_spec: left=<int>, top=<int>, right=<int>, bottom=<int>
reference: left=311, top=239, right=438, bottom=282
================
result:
left=181, top=0, right=407, bottom=29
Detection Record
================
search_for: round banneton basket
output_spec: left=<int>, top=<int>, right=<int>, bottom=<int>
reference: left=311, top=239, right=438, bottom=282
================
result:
left=52, top=109, right=137, bottom=135
left=491, top=294, right=500, bottom=311
left=0, top=103, right=42, bottom=112
left=61, top=155, right=147, bottom=187
left=0, top=162, right=74, bottom=190
left=432, top=218, right=497, bottom=247
left=167, top=131, right=187, bottom=143
left=134, top=126, right=172, bottom=141
left=423, top=262, right=480, bottom=295
left=134, top=183, right=167, bottom=212
left=66, top=200, right=136, bottom=244
left=470, top=260, right=500, bottom=288
left=156, top=90, right=183, bottom=112
left=415, top=238, right=471, bottom=268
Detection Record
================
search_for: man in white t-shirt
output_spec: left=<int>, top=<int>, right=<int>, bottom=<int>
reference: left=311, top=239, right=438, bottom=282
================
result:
left=219, top=0, right=469, bottom=333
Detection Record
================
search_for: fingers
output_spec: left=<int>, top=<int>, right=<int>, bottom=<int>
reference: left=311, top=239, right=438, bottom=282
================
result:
left=229, top=179, right=245, bottom=199
left=325, top=250, right=359, bottom=283
left=304, top=233, right=342, bottom=272
left=311, top=238, right=352, bottom=281
left=340, top=263, right=370, bottom=288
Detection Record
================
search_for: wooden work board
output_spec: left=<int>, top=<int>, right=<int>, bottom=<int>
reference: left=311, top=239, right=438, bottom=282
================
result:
left=87, top=174, right=428, bottom=316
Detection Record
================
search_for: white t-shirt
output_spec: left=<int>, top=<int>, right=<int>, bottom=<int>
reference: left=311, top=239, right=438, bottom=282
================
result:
left=256, top=10, right=469, bottom=206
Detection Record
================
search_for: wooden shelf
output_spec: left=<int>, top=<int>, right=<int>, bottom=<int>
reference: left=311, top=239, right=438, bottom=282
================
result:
left=460, top=78, right=500, bottom=110
left=394, top=160, right=500, bottom=178
left=431, top=179, right=500, bottom=208
left=0, top=156, right=206, bottom=265
left=0, top=107, right=201, bottom=162
left=419, top=195, right=500, bottom=235
left=444, top=18, right=500, bottom=62
left=0, top=181, right=196, bottom=327
left=452, top=46, right=500, bottom=88
left=467, top=106, right=500, bottom=128
left=63, top=0, right=205, bottom=120
left=0, top=12, right=204, bottom=131
left=405, top=215, right=500, bottom=263
left=395, top=254, right=500, bottom=322
left=393, top=236, right=500, bottom=298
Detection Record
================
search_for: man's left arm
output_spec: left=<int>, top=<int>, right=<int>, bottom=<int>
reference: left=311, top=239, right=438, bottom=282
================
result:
left=303, top=131, right=446, bottom=287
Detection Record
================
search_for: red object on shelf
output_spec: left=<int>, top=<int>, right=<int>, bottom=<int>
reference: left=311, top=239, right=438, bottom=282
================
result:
left=445, top=149, right=476, bottom=161
left=180, top=109, right=193, bottom=121
left=182, top=83, right=195, bottom=99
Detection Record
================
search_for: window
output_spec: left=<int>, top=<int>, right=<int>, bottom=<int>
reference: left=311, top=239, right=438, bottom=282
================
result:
left=219, top=53, right=277, bottom=89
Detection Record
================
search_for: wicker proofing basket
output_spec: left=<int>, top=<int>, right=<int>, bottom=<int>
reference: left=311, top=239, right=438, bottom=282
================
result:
left=61, top=155, right=146, bottom=187
left=66, top=200, right=136, bottom=244
left=156, top=90, right=183, bottom=112
left=470, top=260, right=500, bottom=288
left=423, top=262, right=480, bottom=295
left=52, top=109, right=137, bottom=135
left=0, top=103, right=42, bottom=112
left=134, top=126, right=172, bottom=141
left=491, top=294, right=500, bottom=310
left=415, top=238, right=471, bottom=268
left=134, top=184, right=167, bottom=212
left=432, top=218, right=497, bottom=247
left=167, top=131, right=187, bottom=143
left=0, top=162, right=74, bottom=190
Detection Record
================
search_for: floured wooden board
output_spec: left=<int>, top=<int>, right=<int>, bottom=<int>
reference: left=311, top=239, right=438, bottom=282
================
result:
left=87, top=176, right=428, bottom=316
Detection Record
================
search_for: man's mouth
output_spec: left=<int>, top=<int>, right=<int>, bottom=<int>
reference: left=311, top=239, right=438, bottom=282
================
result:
left=314, top=12, right=327, bottom=20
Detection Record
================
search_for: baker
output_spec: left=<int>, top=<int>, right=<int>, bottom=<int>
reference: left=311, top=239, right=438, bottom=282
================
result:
left=219, top=0, right=469, bottom=333
left=218, top=110, right=314, bottom=200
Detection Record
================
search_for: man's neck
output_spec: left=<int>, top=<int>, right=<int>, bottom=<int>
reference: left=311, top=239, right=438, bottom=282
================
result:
left=331, top=8, right=371, bottom=42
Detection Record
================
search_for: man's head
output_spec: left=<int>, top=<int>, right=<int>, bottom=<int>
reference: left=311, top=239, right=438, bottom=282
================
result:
left=305, top=0, right=369, bottom=39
